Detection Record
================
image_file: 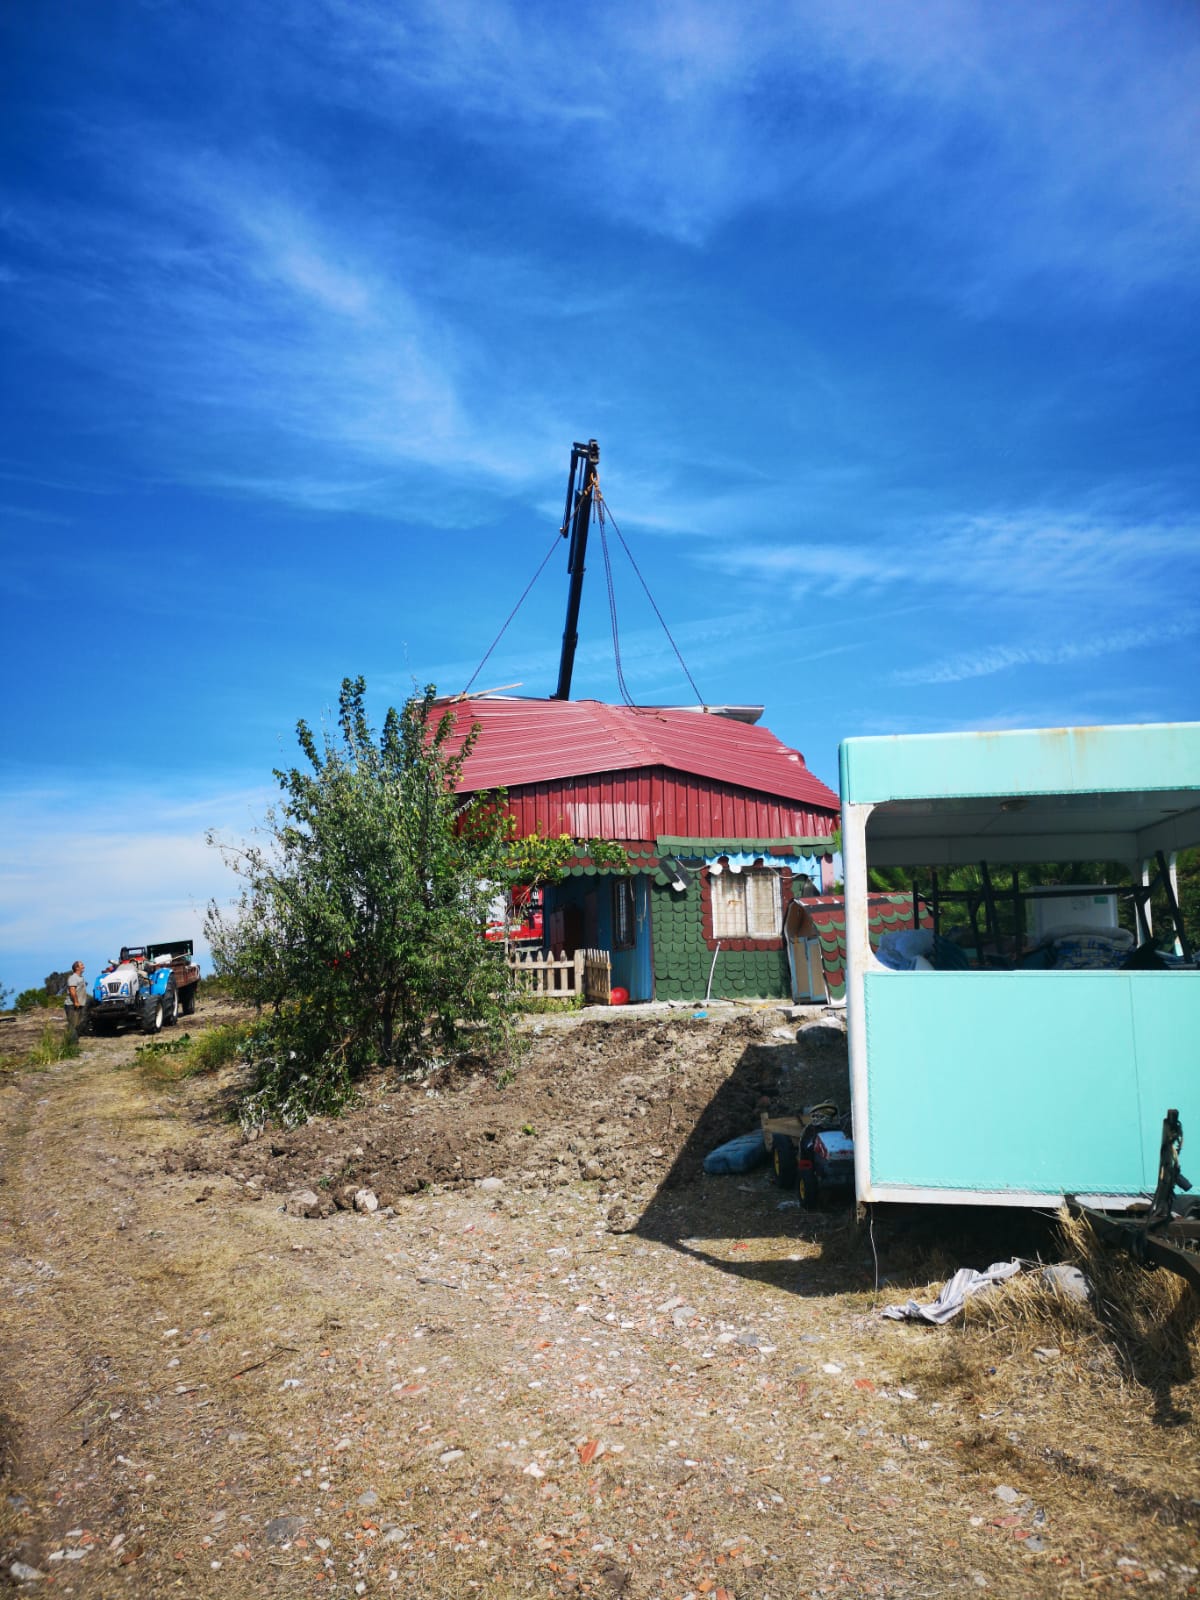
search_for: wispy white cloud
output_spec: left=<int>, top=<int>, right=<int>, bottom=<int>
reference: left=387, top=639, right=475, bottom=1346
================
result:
left=891, top=615, right=1200, bottom=687
left=1, top=143, right=575, bottom=515
left=297, top=0, right=1200, bottom=297
left=702, top=506, right=1200, bottom=607
left=0, top=501, right=72, bottom=526
left=0, top=779, right=271, bottom=995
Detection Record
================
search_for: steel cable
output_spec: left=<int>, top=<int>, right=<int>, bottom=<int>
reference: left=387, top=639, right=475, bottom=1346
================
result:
left=596, top=502, right=635, bottom=706
left=596, top=493, right=705, bottom=706
left=462, top=529, right=563, bottom=696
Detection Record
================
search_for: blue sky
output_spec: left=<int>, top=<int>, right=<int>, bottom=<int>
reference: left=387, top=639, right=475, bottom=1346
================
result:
left=2, top=0, right=1198, bottom=995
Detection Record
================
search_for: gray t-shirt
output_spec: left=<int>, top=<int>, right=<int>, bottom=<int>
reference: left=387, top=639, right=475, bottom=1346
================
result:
left=66, top=970, right=87, bottom=1006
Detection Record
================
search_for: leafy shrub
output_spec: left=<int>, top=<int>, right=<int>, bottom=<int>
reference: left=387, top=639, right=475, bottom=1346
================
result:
left=518, top=993, right=583, bottom=1015
left=207, top=680, right=521, bottom=1127
left=135, top=1023, right=252, bottom=1084
left=196, top=973, right=235, bottom=999
left=15, top=988, right=57, bottom=1013
left=136, top=1033, right=193, bottom=1058
left=236, top=1013, right=357, bottom=1131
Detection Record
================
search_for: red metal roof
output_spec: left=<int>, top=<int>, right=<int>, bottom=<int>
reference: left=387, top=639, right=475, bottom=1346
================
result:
left=437, top=697, right=839, bottom=814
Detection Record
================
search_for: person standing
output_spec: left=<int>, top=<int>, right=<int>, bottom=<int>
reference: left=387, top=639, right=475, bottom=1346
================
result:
left=64, top=961, right=88, bottom=1040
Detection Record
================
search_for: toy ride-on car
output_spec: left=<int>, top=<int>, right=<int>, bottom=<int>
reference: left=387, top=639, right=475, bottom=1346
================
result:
left=761, top=1102, right=856, bottom=1209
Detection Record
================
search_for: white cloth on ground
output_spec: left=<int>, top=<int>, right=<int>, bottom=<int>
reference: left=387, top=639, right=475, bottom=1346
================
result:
left=881, top=1259, right=1023, bottom=1324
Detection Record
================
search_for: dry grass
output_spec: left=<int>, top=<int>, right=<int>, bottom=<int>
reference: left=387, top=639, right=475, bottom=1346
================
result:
left=886, top=1204, right=1200, bottom=1562
left=954, top=1208, right=1200, bottom=1410
left=1057, top=1208, right=1200, bottom=1392
left=19, top=1020, right=78, bottom=1068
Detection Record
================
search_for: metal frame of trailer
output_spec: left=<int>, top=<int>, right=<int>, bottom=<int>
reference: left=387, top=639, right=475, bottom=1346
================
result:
left=838, top=722, right=1200, bottom=1209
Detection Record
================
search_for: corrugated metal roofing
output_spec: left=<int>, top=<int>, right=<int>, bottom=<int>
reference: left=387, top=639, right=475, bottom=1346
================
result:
left=439, top=697, right=839, bottom=813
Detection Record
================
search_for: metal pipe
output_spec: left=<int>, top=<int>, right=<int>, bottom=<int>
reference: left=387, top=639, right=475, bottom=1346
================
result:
left=705, top=941, right=721, bottom=1004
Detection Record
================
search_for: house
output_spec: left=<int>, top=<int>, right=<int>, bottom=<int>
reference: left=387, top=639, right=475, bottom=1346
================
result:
left=439, top=696, right=840, bottom=1003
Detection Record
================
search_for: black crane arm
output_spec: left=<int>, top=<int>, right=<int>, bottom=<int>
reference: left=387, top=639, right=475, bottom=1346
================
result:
left=553, top=438, right=600, bottom=701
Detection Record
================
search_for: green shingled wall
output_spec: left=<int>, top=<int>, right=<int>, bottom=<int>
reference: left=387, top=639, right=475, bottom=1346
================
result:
left=649, top=879, right=790, bottom=1001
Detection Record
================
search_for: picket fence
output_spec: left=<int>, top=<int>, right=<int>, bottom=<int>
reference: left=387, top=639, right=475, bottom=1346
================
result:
left=507, top=946, right=612, bottom=1004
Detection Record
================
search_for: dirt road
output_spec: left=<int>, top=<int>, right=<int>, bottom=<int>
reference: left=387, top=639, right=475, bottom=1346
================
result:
left=1, top=1008, right=1197, bottom=1598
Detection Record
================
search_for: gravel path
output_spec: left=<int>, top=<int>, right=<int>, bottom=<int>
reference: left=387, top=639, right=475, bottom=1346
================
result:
left=0, top=1009, right=1196, bottom=1598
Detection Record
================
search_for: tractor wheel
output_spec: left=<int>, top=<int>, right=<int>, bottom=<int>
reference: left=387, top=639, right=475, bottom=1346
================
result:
left=179, top=983, right=197, bottom=1016
left=797, top=1164, right=820, bottom=1210
left=772, top=1135, right=797, bottom=1188
left=166, top=990, right=179, bottom=1027
left=142, top=997, right=164, bottom=1034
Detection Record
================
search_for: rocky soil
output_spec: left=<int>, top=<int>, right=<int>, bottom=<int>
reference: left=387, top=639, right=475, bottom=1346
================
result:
left=0, top=1001, right=1197, bottom=1599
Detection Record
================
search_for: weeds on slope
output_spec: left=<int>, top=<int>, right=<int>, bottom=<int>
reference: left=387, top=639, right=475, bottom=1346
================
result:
left=134, top=1022, right=251, bottom=1085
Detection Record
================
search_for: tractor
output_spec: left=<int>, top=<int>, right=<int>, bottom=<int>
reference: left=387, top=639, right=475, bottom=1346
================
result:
left=88, top=940, right=201, bottom=1035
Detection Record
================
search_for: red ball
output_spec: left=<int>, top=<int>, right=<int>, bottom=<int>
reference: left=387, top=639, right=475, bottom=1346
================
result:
left=609, top=986, right=629, bottom=1006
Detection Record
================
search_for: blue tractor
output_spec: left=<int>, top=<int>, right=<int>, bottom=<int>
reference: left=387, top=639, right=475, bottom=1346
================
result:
left=89, top=941, right=200, bottom=1035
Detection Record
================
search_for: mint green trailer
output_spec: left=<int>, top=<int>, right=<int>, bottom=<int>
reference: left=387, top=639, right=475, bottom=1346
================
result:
left=839, top=723, right=1199, bottom=1208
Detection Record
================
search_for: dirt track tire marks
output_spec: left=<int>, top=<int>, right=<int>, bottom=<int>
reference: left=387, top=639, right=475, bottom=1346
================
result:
left=0, top=1038, right=305, bottom=1596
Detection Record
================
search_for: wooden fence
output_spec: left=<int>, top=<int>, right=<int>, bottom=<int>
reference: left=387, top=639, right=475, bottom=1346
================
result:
left=507, top=946, right=612, bottom=1004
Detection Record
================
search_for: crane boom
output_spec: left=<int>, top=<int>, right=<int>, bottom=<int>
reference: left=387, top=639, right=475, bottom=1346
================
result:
left=553, top=437, right=600, bottom=701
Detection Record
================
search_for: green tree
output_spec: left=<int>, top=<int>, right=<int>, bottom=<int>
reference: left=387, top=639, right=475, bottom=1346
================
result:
left=14, top=984, right=58, bottom=1013
left=1164, top=846, right=1198, bottom=949
left=207, top=678, right=624, bottom=1126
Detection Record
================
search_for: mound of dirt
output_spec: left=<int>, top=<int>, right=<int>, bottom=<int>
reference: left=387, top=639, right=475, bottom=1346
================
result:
left=174, top=1007, right=851, bottom=1214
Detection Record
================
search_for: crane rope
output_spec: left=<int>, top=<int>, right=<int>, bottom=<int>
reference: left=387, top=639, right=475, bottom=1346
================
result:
left=594, top=490, right=706, bottom=707
left=460, top=475, right=706, bottom=708
left=461, top=528, right=562, bottom=696
left=596, top=504, right=636, bottom=707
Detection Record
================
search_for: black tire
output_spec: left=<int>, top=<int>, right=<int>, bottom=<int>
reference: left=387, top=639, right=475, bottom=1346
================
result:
left=798, top=1164, right=820, bottom=1210
left=178, top=983, right=197, bottom=1017
left=142, top=997, right=164, bottom=1034
left=165, top=989, right=179, bottom=1027
left=772, top=1135, right=797, bottom=1188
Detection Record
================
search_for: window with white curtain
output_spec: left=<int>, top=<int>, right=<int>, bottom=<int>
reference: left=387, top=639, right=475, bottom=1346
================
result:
left=710, top=867, right=783, bottom=939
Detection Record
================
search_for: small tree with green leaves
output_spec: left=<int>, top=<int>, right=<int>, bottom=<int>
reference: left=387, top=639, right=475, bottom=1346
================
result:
left=15, top=984, right=59, bottom=1013
left=207, top=678, right=625, bottom=1127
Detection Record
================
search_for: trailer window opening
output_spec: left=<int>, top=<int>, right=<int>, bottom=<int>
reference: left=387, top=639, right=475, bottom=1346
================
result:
left=860, top=788, right=1195, bottom=971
